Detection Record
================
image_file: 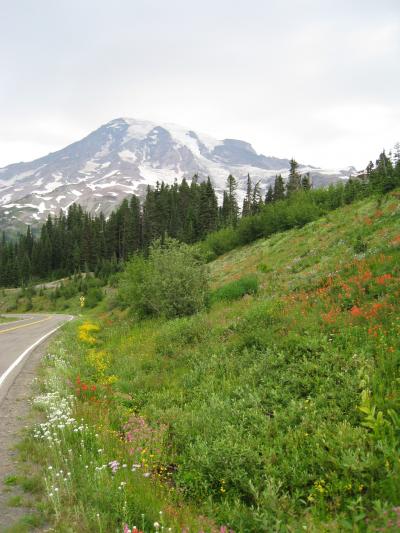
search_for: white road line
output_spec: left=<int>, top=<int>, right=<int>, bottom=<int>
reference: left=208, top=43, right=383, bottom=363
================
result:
left=0, top=316, right=73, bottom=389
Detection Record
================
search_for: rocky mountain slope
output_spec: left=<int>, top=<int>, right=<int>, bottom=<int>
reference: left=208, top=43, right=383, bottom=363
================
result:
left=0, top=118, right=355, bottom=230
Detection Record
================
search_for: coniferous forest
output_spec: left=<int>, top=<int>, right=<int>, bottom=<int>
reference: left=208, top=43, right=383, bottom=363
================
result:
left=0, top=150, right=399, bottom=288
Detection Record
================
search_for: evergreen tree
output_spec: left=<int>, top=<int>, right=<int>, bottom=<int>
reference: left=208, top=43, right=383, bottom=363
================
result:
left=301, top=172, right=312, bottom=190
left=286, top=158, right=302, bottom=195
left=177, top=178, right=193, bottom=242
left=221, top=191, right=230, bottom=227
left=393, top=142, right=400, bottom=166
left=251, top=180, right=263, bottom=214
left=273, top=174, right=286, bottom=201
left=242, top=175, right=252, bottom=217
left=198, top=177, right=219, bottom=236
left=19, top=253, right=31, bottom=286
left=265, top=184, right=274, bottom=204
left=225, top=174, right=239, bottom=227
left=142, top=186, right=160, bottom=249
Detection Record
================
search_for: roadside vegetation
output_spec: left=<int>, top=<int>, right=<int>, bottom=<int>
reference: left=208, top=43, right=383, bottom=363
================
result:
left=6, top=187, right=400, bottom=532
left=0, top=274, right=106, bottom=315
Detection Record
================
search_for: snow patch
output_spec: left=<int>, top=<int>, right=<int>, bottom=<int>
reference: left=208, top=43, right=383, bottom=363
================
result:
left=103, top=170, right=119, bottom=179
left=124, top=118, right=156, bottom=141
left=138, top=164, right=184, bottom=185
left=79, top=160, right=100, bottom=174
left=119, top=149, right=137, bottom=163
left=94, top=180, right=118, bottom=189
left=163, top=122, right=222, bottom=156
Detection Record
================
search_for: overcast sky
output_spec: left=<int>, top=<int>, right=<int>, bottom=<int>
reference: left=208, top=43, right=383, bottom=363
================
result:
left=0, top=0, right=399, bottom=169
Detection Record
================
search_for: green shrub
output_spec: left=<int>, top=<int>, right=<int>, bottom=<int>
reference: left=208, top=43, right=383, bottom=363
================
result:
left=353, top=234, right=368, bottom=254
left=119, top=238, right=209, bottom=319
left=85, top=287, right=104, bottom=308
left=58, top=282, right=79, bottom=300
left=203, top=227, right=239, bottom=257
left=211, top=275, right=259, bottom=303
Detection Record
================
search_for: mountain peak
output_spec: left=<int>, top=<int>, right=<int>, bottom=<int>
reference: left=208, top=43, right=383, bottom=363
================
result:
left=0, top=118, right=352, bottom=231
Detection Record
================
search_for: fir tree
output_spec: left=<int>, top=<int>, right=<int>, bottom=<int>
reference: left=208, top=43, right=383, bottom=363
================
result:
left=301, top=172, right=312, bottom=190
left=273, top=174, right=286, bottom=201
left=286, top=158, right=302, bottom=195
left=242, top=174, right=252, bottom=217
left=198, top=177, right=219, bottom=236
left=251, top=180, right=263, bottom=213
left=225, top=174, right=239, bottom=227
left=265, top=184, right=274, bottom=204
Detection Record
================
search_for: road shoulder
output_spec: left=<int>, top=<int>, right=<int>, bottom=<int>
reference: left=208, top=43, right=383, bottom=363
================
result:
left=0, top=336, right=55, bottom=532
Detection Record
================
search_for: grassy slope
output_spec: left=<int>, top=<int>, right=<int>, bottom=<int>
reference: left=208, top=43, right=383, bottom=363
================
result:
left=0, top=277, right=105, bottom=315
left=13, top=190, right=400, bottom=532
left=0, top=287, right=81, bottom=315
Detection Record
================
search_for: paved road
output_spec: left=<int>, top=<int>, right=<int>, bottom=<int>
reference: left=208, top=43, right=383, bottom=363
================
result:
left=0, top=314, right=72, bottom=402
left=0, top=314, right=72, bottom=529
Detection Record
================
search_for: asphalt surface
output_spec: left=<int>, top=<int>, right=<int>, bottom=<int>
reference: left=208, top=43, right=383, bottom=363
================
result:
left=0, top=314, right=72, bottom=402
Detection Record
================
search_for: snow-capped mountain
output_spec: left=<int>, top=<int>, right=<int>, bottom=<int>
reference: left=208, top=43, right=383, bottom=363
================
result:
left=0, top=117, right=355, bottom=230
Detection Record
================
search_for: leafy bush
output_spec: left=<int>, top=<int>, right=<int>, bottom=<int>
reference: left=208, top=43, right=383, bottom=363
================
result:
left=119, top=238, right=209, bottom=319
left=211, top=275, right=259, bottom=303
left=85, top=287, right=104, bottom=308
left=203, top=227, right=239, bottom=257
left=58, top=281, right=79, bottom=300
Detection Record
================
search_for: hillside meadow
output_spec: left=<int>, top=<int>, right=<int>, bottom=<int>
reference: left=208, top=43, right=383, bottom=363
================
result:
left=5, top=190, right=400, bottom=532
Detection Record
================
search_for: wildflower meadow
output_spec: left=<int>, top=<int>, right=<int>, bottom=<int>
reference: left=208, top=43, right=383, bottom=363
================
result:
left=11, top=190, right=400, bottom=532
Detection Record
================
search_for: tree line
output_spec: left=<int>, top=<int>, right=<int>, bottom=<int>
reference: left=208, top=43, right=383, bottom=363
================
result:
left=203, top=150, right=400, bottom=257
left=0, top=149, right=399, bottom=288
left=0, top=174, right=239, bottom=287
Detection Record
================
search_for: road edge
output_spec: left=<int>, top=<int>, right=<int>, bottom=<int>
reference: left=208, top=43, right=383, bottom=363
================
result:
left=0, top=315, right=73, bottom=405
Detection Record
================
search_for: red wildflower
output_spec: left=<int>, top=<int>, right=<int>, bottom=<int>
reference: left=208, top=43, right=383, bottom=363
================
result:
left=368, top=325, right=382, bottom=337
left=361, top=270, right=372, bottom=282
left=350, top=306, right=362, bottom=317
left=322, top=307, right=339, bottom=324
left=365, top=302, right=384, bottom=319
left=376, top=273, right=392, bottom=285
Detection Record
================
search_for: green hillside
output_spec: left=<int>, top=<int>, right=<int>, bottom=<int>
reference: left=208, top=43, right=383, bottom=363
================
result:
left=12, top=190, right=400, bottom=532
